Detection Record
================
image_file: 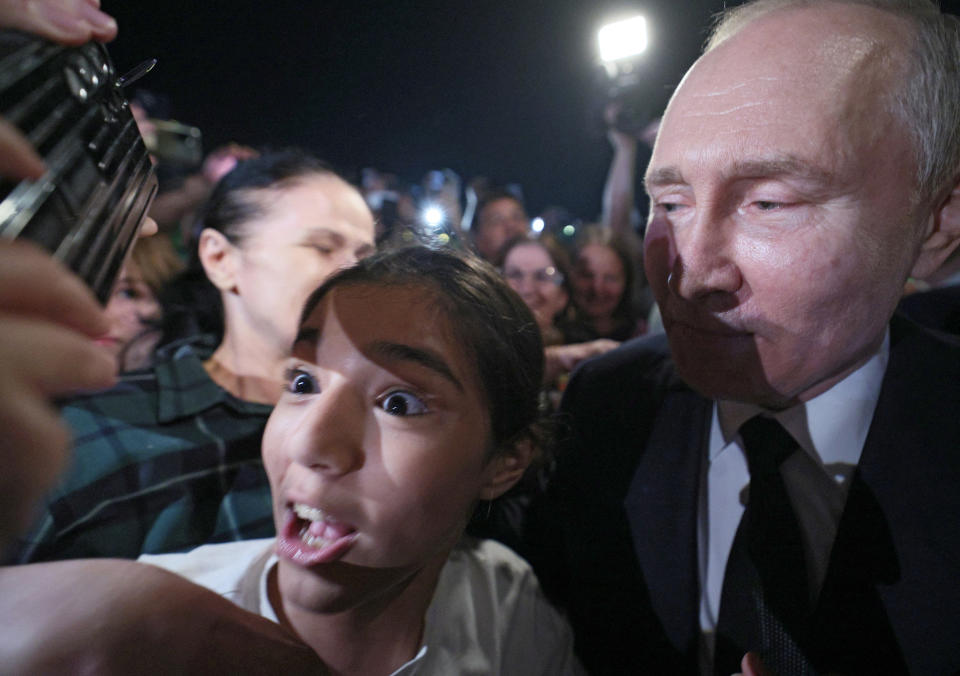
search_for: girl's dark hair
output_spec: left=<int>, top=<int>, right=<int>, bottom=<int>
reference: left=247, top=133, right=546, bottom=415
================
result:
left=158, top=149, right=336, bottom=346
left=300, top=246, right=545, bottom=457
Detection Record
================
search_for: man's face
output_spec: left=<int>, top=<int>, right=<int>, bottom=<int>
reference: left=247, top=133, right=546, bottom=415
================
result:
left=644, top=5, right=926, bottom=408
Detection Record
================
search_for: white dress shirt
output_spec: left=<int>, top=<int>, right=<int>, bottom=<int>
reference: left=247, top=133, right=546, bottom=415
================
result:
left=698, top=331, right=890, bottom=673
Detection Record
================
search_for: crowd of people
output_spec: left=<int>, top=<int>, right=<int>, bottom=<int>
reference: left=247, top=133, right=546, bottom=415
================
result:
left=1, top=0, right=959, bottom=674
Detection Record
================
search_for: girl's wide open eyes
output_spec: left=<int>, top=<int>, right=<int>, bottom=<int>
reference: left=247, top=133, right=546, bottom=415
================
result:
left=378, top=390, right=428, bottom=417
left=286, top=369, right=318, bottom=395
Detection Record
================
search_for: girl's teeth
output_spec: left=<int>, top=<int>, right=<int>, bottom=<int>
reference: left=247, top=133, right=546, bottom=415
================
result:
left=294, top=503, right=326, bottom=522
left=298, top=524, right=331, bottom=549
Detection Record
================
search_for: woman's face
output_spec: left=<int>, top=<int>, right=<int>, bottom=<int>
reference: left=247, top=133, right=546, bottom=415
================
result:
left=502, top=242, right=568, bottom=332
left=572, top=243, right=626, bottom=322
left=263, top=284, right=498, bottom=615
left=228, top=175, right=376, bottom=358
left=100, top=261, right=162, bottom=370
left=473, top=197, right=528, bottom=261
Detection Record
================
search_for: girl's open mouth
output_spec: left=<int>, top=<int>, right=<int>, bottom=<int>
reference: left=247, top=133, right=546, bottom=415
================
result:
left=276, top=502, right=359, bottom=565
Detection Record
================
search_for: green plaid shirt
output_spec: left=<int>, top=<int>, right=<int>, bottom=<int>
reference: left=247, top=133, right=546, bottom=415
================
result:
left=11, top=338, right=275, bottom=563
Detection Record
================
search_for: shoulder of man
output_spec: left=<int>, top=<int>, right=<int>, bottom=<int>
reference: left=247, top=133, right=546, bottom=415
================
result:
left=558, top=331, right=681, bottom=439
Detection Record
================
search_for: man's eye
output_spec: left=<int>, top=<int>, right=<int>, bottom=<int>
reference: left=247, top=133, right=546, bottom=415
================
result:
left=379, top=391, right=427, bottom=417
left=754, top=200, right=784, bottom=211
left=286, top=370, right=317, bottom=395
left=656, top=202, right=683, bottom=214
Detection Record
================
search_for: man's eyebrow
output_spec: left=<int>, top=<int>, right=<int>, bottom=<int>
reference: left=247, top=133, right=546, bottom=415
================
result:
left=368, top=340, right=464, bottom=392
left=727, top=156, right=835, bottom=183
left=644, top=166, right=686, bottom=188
left=645, top=156, right=836, bottom=191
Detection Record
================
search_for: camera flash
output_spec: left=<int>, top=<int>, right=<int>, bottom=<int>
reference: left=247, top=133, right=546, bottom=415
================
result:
left=598, top=15, right=648, bottom=63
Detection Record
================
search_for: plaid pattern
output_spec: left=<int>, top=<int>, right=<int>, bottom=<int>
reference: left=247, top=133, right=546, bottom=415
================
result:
left=11, top=337, right=275, bottom=563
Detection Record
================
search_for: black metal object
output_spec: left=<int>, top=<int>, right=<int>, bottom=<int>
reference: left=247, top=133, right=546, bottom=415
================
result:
left=0, top=31, right=157, bottom=303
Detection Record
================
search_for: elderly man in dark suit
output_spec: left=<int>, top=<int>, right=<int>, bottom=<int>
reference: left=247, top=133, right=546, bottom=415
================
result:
left=531, top=1, right=960, bottom=674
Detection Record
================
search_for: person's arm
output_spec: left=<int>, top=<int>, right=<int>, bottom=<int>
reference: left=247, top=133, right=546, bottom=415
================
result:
left=543, top=339, right=620, bottom=386
left=0, top=559, right=325, bottom=674
left=602, top=123, right=638, bottom=237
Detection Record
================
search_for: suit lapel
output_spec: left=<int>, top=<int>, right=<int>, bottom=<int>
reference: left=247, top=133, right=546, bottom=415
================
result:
left=810, top=317, right=960, bottom=673
left=625, top=386, right=710, bottom=658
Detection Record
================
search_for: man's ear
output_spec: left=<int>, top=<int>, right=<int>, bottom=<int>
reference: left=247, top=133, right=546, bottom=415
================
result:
left=911, top=178, right=960, bottom=280
left=478, top=439, right=535, bottom=501
left=198, top=228, right=239, bottom=293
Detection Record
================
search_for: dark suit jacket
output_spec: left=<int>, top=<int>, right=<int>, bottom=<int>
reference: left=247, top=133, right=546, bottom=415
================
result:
left=528, top=317, right=960, bottom=675
left=898, top=284, right=960, bottom=335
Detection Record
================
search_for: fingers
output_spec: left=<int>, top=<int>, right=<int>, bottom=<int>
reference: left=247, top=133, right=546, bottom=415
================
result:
left=0, top=387, right=72, bottom=544
left=140, top=216, right=158, bottom=238
left=0, top=315, right=116, bottom=396
left=740, top=652, right=775, bottom=676
left=0, top=240, right=109, bottom=338
left=0, top=118, right=46, bottom=181
left=0, top=0, right=118, bottom=46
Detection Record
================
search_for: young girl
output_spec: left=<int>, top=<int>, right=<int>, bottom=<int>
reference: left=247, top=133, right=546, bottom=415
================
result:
left=140, top=247, right=582, bottom=675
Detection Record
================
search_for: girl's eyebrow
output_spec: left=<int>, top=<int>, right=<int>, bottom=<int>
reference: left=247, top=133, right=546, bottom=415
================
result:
left=367, top=340, right=464, bottom=392
left=289, top=332, right=464, bottom=392
left=294, top=327, right=321, bottom=346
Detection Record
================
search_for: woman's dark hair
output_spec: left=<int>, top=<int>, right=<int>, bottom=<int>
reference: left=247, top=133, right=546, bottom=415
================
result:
left=469, top=187, right=525, bottom=238
left=158, top=149, right=336, bottom=346
left=496, top=234, right=574, bottom=300
left=300, top=246, right=545, bottom=457
left=496, top=234, right=573, bottom=343
left=573, top=226, right=636, bottom=324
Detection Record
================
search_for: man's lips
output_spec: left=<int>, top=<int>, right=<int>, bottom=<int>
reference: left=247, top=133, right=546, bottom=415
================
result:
left=276, top=502, right=359, bottom=566
left=667, top=317, right=753, bottom=338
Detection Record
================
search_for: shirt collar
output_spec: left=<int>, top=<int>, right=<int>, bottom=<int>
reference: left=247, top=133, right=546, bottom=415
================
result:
left=712, top=329, right=890, bottom=474
left=154, top=337, right=273, bottom=422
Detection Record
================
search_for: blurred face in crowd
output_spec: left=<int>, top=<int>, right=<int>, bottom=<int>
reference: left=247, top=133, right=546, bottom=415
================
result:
left=643, top=4, right=932, bottom=408
left=474, top=197, right=528, bottom=261
left=502, top=242, right=568, bottom=332
left=572, top=243, right=626, bottom=323
left=264, top=284, right=503, bottom=615
left=100, top=260, right=162, bottom=371
left=222, top=175, right=376, bottom=360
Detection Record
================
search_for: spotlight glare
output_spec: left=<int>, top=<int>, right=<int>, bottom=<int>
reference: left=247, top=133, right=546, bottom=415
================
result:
left=531, top=217, right=545, bottom=233
left=598, top=15, right=648, bottom=63
left=421, top=204, right=445, bottom=229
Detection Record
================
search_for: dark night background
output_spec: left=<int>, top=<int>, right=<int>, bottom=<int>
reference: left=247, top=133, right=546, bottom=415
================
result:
left=103, top=0, right=960, bottom=222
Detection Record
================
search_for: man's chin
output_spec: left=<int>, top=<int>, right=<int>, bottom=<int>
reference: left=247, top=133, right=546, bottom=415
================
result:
left=670, top=348, right=795, bottom=409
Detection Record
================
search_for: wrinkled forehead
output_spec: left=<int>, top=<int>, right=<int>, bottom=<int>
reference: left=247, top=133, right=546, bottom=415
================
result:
left=661, top=5, right=912, bottom=142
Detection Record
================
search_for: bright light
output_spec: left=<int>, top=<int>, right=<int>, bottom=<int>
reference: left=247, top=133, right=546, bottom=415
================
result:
left=531, top=217, right=545, bottom=234
left=598, top=15, right=648, bottom=63
left=421, top=204, right=445, bottom=229
left=562, top=224, right=576, bottom=237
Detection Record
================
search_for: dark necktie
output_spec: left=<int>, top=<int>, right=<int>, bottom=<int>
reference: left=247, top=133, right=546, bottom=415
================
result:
left=714, top=416, right=813, bottom=675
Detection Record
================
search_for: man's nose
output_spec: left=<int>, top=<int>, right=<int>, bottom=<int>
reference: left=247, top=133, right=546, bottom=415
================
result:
left=289, top=383, right=364, bottom=477
left=669, top=213, right=742, bottom=304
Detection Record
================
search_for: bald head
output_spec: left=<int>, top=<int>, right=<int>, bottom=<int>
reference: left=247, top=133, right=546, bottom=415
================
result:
left=706, top=0, right=960, bottom=202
